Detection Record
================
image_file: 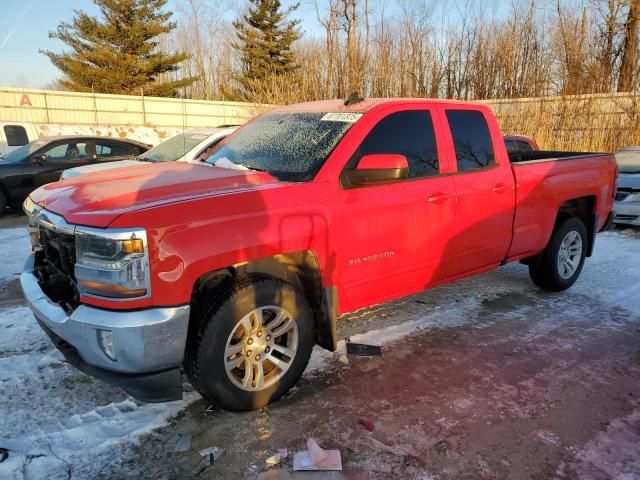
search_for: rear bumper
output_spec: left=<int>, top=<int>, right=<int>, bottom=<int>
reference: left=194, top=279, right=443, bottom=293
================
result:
left=21, top=254, right=190, bottom=402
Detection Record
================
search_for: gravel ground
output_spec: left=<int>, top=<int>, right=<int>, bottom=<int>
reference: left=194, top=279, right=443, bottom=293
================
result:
left=0, top=213, right=639, bottom=480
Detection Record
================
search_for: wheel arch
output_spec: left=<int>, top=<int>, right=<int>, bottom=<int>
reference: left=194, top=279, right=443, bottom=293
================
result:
left=556, top=195, right=597, bottom=257
left=190, top=251, right=338, bottom=352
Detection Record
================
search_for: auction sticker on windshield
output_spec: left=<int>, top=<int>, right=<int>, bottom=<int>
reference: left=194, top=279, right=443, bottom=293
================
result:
left=321, top=112, right=363, bottom=123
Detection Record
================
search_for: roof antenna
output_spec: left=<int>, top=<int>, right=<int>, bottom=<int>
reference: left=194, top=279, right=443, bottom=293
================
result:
left=344, top=92, right=364, bottom=106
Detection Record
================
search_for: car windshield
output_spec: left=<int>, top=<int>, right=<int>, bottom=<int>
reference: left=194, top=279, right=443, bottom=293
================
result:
left=141, top=133, right=209, bottom=162
left=616, top=148, right=640, bottom=173
left=3, top=140, right=48, bottom=162
left=204, top=112, right=357, bottom=182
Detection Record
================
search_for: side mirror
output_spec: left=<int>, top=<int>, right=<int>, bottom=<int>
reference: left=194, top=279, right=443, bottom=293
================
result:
left=31, top=155, right=47, bottom=165
left=347, top=154, right=409, bottom=186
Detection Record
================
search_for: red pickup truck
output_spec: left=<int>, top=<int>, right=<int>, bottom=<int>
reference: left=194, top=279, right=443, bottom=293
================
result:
left=21, top=98, right=617, bottom=411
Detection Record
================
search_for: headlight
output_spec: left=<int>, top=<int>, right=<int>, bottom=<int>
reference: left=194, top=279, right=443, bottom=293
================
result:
left=75, top=227, right=150, bottom=299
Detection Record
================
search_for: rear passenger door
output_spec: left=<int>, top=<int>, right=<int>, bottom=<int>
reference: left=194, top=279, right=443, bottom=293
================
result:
left=336, top=108, right=457, bottom=311
left=443, top=108, right=515, bottom=276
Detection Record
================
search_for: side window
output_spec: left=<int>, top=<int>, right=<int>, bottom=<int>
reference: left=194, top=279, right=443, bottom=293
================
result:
left=505, top=140, right=517, bottom=151
left=96, top=142, right=140, bottom=157
left=4, top=125, right=29, bottom=147
left=353, top=110, right=439, bottom=178
left=43, top=142, right=88, bottom=161
left=446, top=110, right=495, bottom=172
left=96, top=144, right=112, bottom=156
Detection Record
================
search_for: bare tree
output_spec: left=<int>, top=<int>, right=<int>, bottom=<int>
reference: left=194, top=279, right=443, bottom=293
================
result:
left=618, top=0, right=640, bottom=90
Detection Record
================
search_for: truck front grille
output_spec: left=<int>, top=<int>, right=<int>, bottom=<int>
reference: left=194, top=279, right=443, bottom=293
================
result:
left=34, top=226, right=80, bottom=313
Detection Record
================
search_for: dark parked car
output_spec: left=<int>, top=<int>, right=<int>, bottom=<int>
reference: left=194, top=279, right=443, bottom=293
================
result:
left=0, top=136, right=148, bottom=215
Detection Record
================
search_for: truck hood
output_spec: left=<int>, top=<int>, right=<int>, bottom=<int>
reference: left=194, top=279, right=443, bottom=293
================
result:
left=30, top=161, right=281, bottom=227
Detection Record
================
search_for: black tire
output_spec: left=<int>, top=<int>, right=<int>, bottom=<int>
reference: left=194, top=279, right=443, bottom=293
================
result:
left=184, top=275, right=314, bottom=411
left=529, top=217, right=588, bottom=292
left=0, top=191, right=6, bottom=216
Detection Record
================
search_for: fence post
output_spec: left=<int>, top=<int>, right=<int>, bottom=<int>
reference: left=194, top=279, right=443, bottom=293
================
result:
left=92, top=88, right=98, bottom=126
left=141, top=88, right=146, bottom=125
left=43, top=90, right=50, bottom=124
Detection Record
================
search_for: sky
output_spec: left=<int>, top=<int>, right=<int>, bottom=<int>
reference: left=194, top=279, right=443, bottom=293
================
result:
left=0, top=0, right=325, bottom=88
left=0, top=0, right=510, bottom=89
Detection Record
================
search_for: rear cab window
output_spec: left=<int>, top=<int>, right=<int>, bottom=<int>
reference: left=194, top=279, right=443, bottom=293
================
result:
left=446, top=110, right=496, bottom=172
left=4, top=125, right=29, bottom=147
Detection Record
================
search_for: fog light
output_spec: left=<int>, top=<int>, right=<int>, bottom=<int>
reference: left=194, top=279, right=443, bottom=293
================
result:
left=96, top=329, right=116, bottom=361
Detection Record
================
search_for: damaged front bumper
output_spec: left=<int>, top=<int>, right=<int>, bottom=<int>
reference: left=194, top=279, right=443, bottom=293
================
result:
left=21, top=254, right=190, bottom=402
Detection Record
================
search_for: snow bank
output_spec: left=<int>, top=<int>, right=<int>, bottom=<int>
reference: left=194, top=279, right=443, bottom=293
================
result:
left=36, top=124, right=185, bottom=147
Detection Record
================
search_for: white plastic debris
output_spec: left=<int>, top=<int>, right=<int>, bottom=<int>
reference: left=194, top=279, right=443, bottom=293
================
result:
left=266, top=448, right=288, bottom=465
left=199, top=446, right=224, bottom=461
left=293, top=439, right=342, bottom=471
left=192, top=446, right=225, bottom=476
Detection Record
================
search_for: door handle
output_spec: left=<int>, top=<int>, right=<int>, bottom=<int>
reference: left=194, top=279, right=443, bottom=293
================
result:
left=427, top=193, right=453, bottom=204
left=491, top=184, right=508, bottom=193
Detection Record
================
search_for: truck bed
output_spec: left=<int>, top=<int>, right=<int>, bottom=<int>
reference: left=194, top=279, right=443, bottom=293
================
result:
left=507, top=151, right=617, bottom=261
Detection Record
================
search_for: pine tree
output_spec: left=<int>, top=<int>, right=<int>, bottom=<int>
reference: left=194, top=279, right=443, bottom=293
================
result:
left=42, top=0, right=197, bottom=97
left=231, top=0, right=301, bottom=97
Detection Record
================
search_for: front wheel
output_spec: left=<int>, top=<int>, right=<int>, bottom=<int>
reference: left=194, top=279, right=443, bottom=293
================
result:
left=185, top=276, right=314, bottom=411
left=529, top=217, right=587, bottom=292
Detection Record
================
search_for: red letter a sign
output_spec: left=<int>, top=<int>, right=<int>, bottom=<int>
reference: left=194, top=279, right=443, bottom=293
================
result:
left=20, top=94, right=32, bottom=107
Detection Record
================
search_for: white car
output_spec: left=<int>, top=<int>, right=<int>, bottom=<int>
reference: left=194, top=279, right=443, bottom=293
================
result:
left=61, top=126, right=237, bottom=179
left=614, top=146, right=640, bottom=227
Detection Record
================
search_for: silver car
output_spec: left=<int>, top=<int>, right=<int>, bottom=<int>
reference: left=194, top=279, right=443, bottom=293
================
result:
left=614, top=146, right=640, bottom=226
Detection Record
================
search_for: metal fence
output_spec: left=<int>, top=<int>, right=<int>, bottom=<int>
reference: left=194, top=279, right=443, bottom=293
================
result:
left=482, top=92, right=640, bottom=151
left=2, top=87, right=639, bottom=150
left=0, top=87, right=271, bottom=128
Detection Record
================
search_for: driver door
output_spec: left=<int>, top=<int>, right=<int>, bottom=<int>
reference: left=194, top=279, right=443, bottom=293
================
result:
left=334, top=108, right=457, bottom=312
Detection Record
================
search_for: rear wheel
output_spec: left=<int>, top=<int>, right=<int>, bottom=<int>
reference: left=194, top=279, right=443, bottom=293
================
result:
left=185, top=276, right=314, bottom=411
left=529, top=217, right=587, bottom=292
left=0, top=191, right=6, bottom=216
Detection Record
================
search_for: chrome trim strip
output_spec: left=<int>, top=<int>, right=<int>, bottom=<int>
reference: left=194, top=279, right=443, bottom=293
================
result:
left=26, top=203, right=76, bottom=236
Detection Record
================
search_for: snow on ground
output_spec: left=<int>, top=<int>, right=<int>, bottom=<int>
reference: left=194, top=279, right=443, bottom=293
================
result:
left=0, top=230, right=639, bottom=479
left=0, top=304, right=199, bottom=479
left=0, top=226, right=31, bottom=282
